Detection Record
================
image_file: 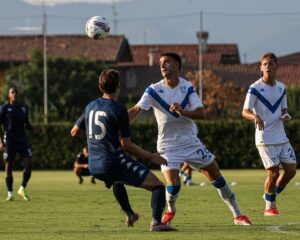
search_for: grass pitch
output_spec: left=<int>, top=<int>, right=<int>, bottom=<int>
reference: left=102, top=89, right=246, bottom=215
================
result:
left=0, top=170, right=299, bottom=240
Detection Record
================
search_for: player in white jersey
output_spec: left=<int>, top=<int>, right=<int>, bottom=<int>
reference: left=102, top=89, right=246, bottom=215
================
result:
left=242, top=52, right=297, bottom=216
left=129, top=52, right=251, bottom=227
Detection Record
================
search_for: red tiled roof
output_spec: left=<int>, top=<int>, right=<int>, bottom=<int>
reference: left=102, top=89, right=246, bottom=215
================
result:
left=115, top=43, right=240, bottom=67
left=207, top=64, right=300, bottom=87
left=0, top=34, right=132, bottom=63
left=277, top=52, right=300, bottom=65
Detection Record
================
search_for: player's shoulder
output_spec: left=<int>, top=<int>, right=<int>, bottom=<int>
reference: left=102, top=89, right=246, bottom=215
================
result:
left=0, top=102, right=10, bottom=111
left=179, top=77, right=193, bottom=86
left=249, top=78, right=263, bottom=89
left=148, top=79, right=164, bottom=90
left=19, top=104, right=29, bottom=111
left=275, top=80, right=286, bottom=89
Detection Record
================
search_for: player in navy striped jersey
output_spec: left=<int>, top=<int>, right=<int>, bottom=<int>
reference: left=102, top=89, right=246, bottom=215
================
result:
left=242, top=52, right=297, bottom=216
left=0, top=86, right=34, bottom=201
left=129, top=52, right=251, bottom=226
left=71, top=69, right=175, bottom=232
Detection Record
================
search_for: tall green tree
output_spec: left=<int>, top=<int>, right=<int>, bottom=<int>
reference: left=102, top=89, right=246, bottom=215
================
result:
left=2, top=49, right=106, bottom=122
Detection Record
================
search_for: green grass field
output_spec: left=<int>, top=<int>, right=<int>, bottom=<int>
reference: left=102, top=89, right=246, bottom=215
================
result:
left=0, top=170, right=299, bottom=240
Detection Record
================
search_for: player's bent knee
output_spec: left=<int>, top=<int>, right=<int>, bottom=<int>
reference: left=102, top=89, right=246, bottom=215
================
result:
left=166, top=185, right=181, bottom=195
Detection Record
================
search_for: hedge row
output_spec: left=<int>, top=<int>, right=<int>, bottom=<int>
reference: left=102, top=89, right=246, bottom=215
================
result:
left=8, top=120, right=300, bottom=169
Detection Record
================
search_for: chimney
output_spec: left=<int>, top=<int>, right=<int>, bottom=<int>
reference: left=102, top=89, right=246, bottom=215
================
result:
left=196, top=31, right=209, bottom=53
left=148, top=48, right=158, bottom=66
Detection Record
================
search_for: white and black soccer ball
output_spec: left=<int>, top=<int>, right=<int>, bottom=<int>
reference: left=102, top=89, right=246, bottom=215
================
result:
left=85, top=16, right=110, bottom=40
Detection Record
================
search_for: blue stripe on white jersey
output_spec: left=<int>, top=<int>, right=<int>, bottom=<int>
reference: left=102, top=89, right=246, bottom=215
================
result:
left=248, top=87, right=286, bottom=113
left=145, top=85, right=196, bottom=118
left=181, top=86, right=196, bottom=109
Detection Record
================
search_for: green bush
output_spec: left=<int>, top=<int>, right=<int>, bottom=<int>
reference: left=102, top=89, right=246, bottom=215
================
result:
left=4, top=120, right=299, bottom=170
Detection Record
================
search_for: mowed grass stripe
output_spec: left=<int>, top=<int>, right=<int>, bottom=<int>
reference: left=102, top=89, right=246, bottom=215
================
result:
left=0, top=170, right=299, bottom=240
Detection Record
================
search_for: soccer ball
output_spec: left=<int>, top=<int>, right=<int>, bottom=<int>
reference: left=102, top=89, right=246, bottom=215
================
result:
left=85, top=16, right=110, bottom=40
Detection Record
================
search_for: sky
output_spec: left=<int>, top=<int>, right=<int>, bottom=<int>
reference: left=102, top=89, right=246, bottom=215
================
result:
left=1, top=0, right=300, bottom=63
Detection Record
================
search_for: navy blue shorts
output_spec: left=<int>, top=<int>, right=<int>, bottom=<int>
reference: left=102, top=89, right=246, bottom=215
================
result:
left=92, top=155, right=150, bottom=189
left=3, top=142, right=32, bottom=162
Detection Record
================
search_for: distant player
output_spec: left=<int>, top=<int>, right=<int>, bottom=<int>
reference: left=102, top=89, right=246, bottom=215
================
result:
left=70, top=69, right=175, bottom=231
left=242, top=52, right=297, bottom=216
left=179, top=162, right=194, bottom=186
left=74, top=146, right=96, bottom=184
left=0, top=86, right=34, bottom=201
left=129, top=52, right=252, bottom=226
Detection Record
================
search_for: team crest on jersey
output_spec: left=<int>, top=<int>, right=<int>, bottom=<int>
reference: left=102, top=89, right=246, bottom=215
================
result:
left=158, top=89, right=164, bottom=93
left=260, top=88, right=265, bottom=92
left=7, top=108, right=12, bottom=112
left=180, top=86, right=187, bottom=93
left=277, top=86, right=283, bottom=93
left=21, top=107, right=26, bottom=113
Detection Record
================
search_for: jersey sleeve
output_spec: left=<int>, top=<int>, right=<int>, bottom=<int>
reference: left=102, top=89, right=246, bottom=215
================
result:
left=0, top=105, right=5, bottom=125
left=243, top=87, right=257, bottom=110
left=281, top=87, right=288, bottom=110
left=136, top=86, right=154, bottom=111
left=75, top=112, right=85, bottom=130
left=188, top=90, right=203, bottom=110
left=117, top=107, right=131, bottom=138
left=24, top=105, right=34, bottom=131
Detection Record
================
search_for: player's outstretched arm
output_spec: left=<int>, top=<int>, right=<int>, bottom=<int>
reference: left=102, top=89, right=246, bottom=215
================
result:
left=128, top=105, right=144, bottom=123
left=120, top=137, right=167, bottom=166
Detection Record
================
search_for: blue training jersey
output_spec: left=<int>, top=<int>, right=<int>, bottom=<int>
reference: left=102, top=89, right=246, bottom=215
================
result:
left=0, top=103, right=32, bottom=145
left=76, top=98, right=131, bottom=174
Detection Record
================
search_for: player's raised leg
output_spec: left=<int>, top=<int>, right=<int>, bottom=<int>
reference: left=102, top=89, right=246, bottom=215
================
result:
left=202, top=160, right=252, bottom=226
left=275, top=162, right=296, bottom=195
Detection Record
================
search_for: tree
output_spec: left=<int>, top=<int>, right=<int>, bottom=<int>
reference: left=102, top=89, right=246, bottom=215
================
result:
left=286, top=85, right=300, bottom=119
left=186, top=69, right=246, bottom=119
left=2, top=49, right=106, bottom=122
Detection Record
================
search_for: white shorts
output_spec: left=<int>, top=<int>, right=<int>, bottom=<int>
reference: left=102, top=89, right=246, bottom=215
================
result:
left=257, top=142, right=297, bottom=169
left=160, top=144, right=215, bottom=172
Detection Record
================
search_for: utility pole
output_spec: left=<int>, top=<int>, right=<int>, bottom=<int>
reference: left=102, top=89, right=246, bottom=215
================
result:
left=198, top=11, right=203, bottom=101
left=112, top=0, right=117, bottom=34
left=42, top=0, right=48, bottom=124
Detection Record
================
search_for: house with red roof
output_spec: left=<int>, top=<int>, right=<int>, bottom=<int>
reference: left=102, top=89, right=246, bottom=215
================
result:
left=0, top=33, right=300, bottom=102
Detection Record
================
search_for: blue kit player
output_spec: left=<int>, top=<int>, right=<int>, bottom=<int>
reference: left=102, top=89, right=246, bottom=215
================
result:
left=70, top=69, right=175, bottom=232
left=0, top=86, right=34, bottom=201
